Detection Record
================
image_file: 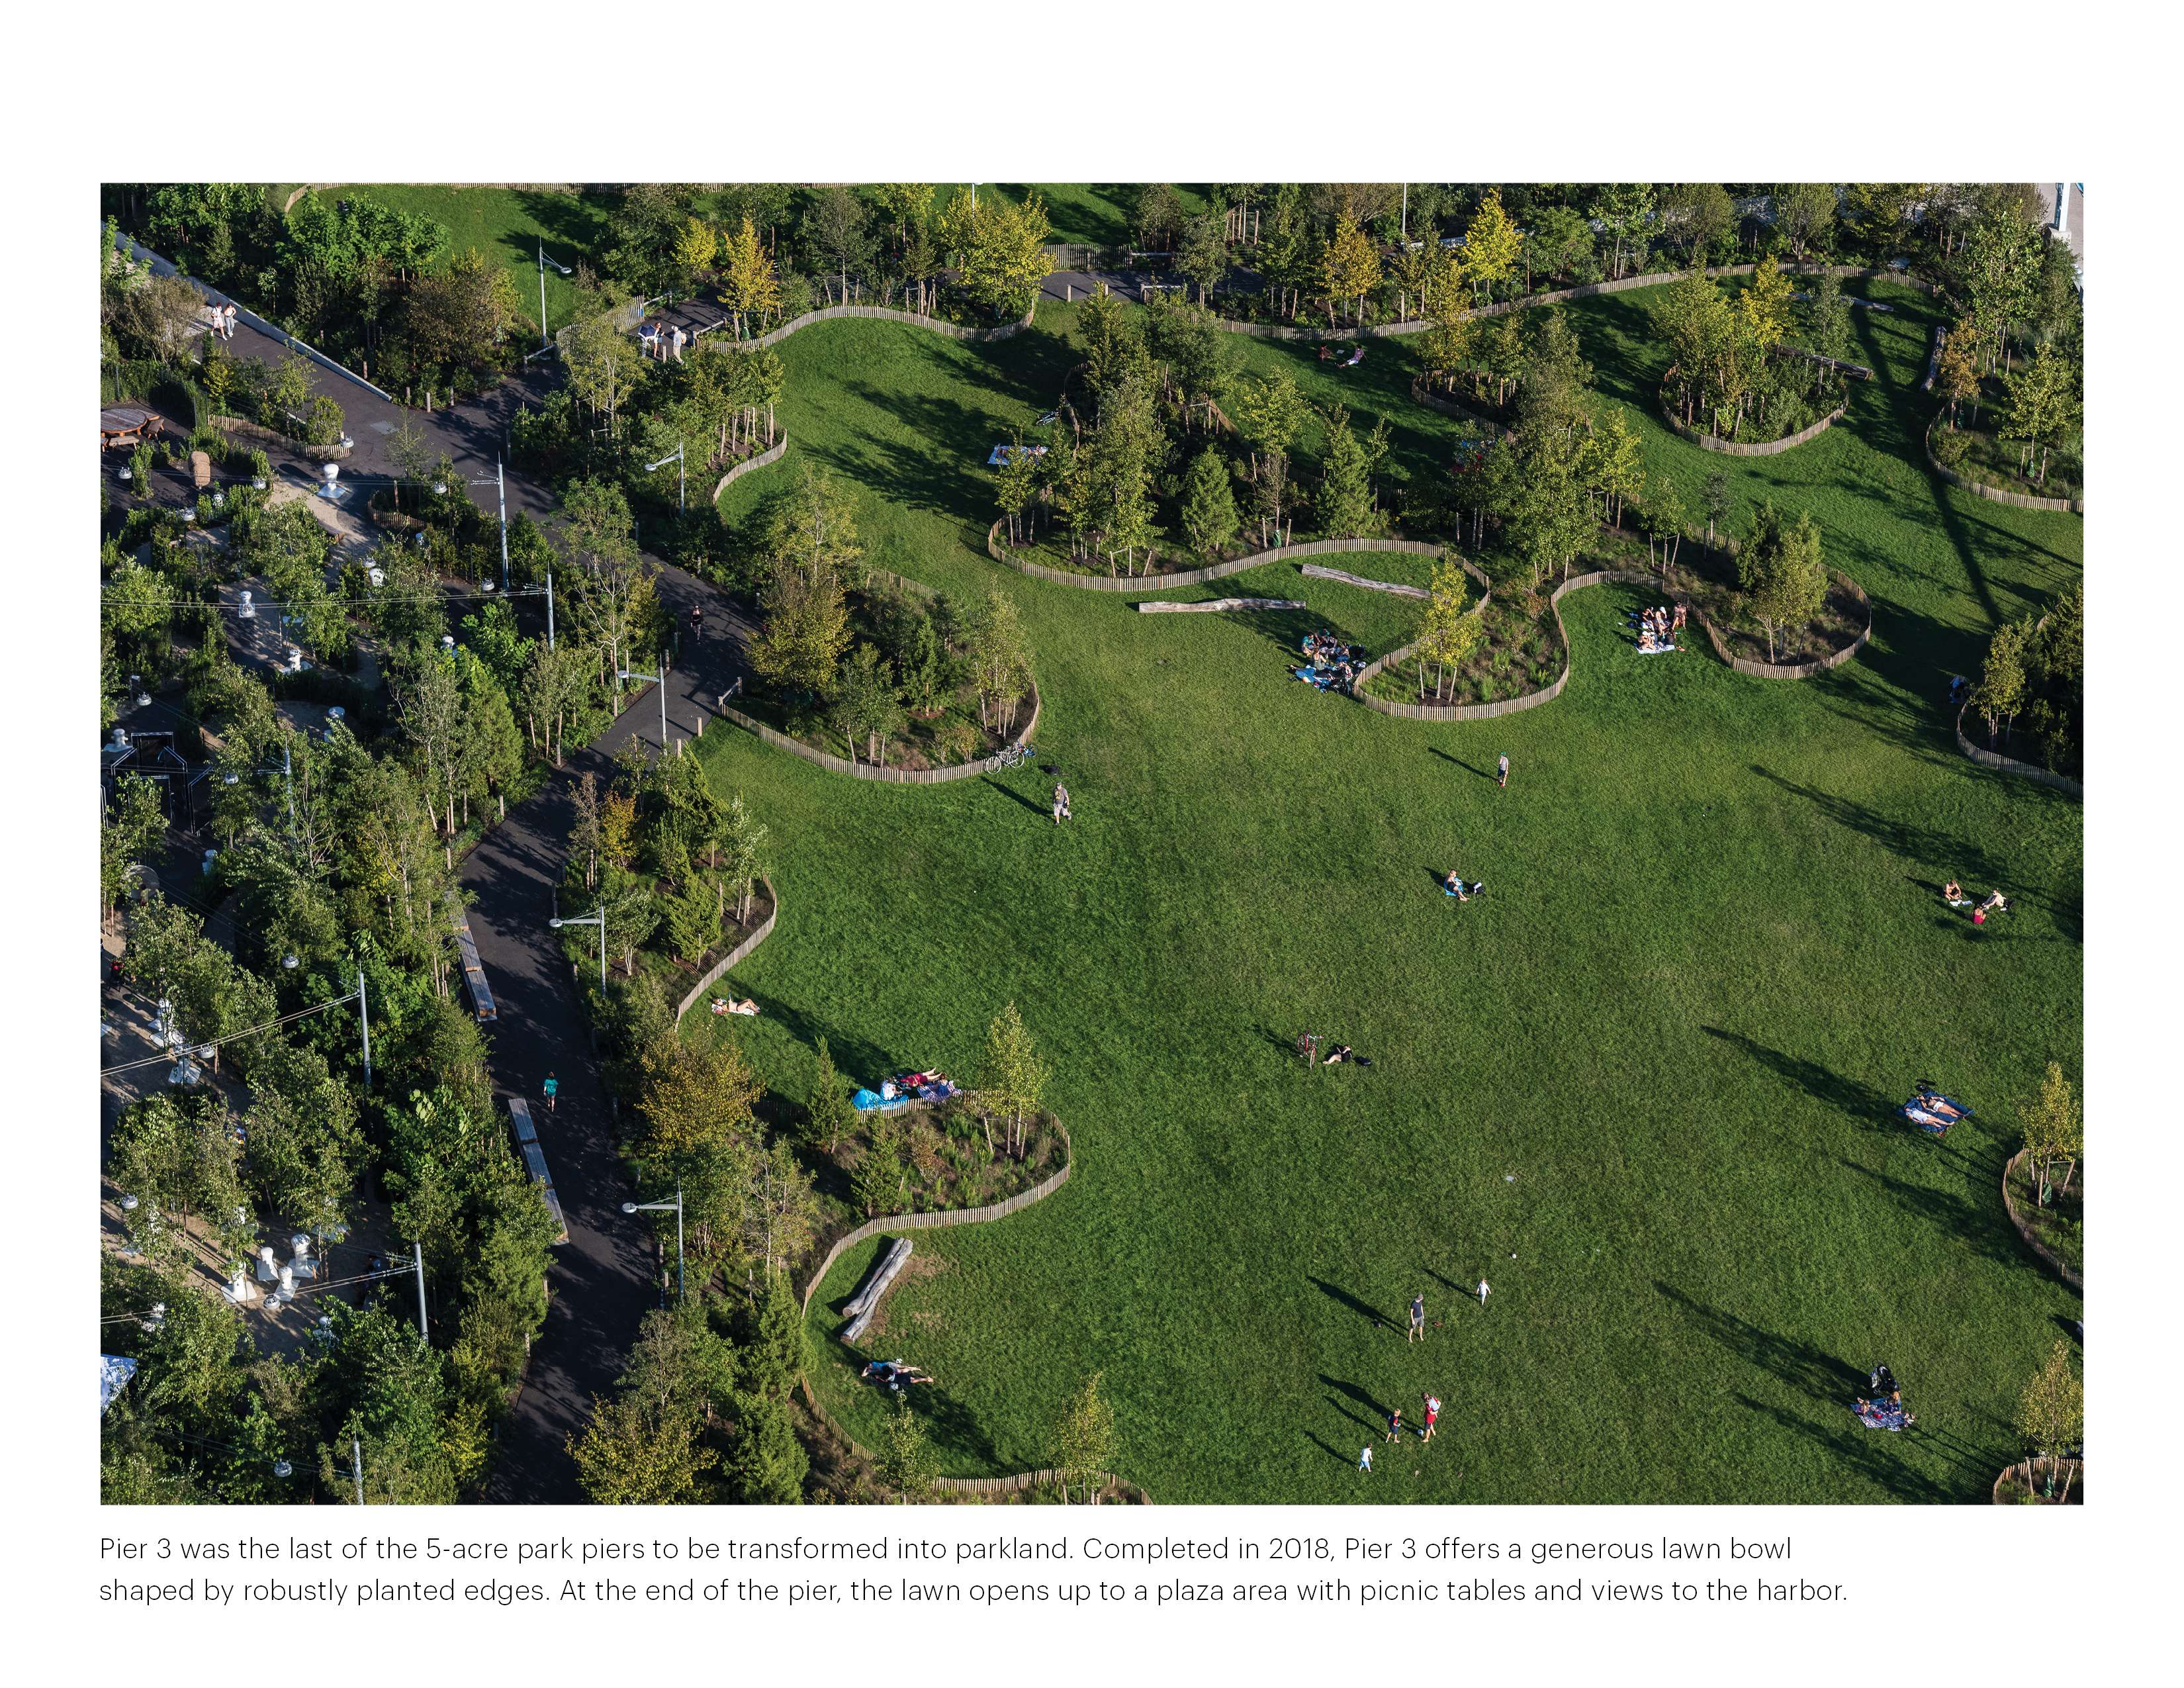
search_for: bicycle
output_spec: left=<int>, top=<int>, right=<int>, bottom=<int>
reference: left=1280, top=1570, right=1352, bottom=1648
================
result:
left=985, top=742, right=1034, bottom=773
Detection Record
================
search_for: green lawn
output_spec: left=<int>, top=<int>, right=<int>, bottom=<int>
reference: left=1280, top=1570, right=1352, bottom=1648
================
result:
left=686, top=280, right=2082, bottom=1503
left=332, top=184, right=614, bottom=330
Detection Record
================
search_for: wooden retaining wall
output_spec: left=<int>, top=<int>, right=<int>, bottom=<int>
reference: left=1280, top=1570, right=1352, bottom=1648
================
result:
left=2001, top=1149, right=2084, bottom=1289
left=672, top=876, right=778, bottom=1020
left=1927, top=423, right=2085, bottom=514
left=792, top=1124, right=1145, bottom=1500
left=711, top=434, right=789, bottom=501
left=719, top=681, right=1038, bottom=785
left=724, top=303, right=1035, bottom=352
left=1661, top=365, right=1847, bottom=455
left=1956, top=702, right=2084, bottom=798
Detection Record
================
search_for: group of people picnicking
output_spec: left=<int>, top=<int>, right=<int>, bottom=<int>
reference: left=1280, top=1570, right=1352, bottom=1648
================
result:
left=1631, top=601, right=1685, bottom=655
left=1940, top=880, right=2010, bottom=925
left=1295, top=631, right=1362, bottom=694
left=1853, top=1363, right=1916, bottom=1432
left=1317, top=344, right=1368, bottom=367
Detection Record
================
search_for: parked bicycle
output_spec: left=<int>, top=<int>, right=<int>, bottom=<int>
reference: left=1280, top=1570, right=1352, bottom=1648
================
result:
left=985, top=742, right=1034, bottom=773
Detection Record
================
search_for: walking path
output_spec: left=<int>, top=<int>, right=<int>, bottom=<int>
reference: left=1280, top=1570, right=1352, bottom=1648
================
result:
left=113, top=239, right=762, bottom=1502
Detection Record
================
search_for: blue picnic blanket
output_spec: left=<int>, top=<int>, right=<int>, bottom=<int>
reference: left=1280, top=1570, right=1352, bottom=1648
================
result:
left=1899, top=1093, right=1971, bottom=1135
left=1293, top=667, right=1341, bottom=690
left=852, top=1088, right=907, bottom=1113
left=1856, top=1403, right=1913, bottom=1431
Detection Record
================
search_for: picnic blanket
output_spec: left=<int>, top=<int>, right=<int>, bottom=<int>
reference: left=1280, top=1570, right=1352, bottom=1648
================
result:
left=1636, top=643, right=1678, bottom=655
left=1899, top=1092, right=1971, bottom=1135
left=987, top=444, right=1049, bottom=467
left=854, top=1072, right=958, bottom=1111
left=1855, top=1403, right=1913, bottom=1431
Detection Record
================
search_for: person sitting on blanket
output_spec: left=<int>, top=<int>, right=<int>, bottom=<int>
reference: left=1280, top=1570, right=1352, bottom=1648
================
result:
left=1979, top=890, right=2009, bottom=914
left=711, top=996, right=760, bottom=1016
left=1444, top=871, right=1477, bottom=902
left=1942, top=880, right=1966, bottom=906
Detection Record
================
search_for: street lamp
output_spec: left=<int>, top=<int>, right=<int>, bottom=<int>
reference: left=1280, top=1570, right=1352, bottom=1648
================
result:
left=645, top=441, right=686, bottom=514
left=621, top=1185, right=684, bottom=1305
left=549, top=908, right=608, bottom=992
left=618, top=656, right=670, bottom=752
left=538, top=239, right=572, bottom=350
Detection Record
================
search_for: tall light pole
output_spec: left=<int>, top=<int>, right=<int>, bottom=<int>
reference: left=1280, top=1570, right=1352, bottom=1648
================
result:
left=619, top=657, right=669, bottom=752
left=645, top=441, right=686, bottom=514
left=355, top=965, right=370, bottom=1092
left=537, top=240, right=572, bottom=350
left=412, top=1241, right=430, bottom=1342
left=621, top=1186, right=684, bottom=1305
left=549, top=908, right=608, bottom=992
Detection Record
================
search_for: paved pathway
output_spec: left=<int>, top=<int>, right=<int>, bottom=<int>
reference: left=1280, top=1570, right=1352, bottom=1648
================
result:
left=113, top=240, right=762, bottom=1503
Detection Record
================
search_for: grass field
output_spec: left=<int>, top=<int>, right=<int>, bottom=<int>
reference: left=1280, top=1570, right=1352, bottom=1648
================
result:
left=682, top=277, right=2082, bottom=1503
left=329, top=185, right=614, bottom=330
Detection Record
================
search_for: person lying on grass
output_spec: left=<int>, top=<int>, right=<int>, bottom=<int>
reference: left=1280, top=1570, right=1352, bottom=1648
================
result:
left=863, top=1360, right=934, bottom=1389
left=1321, top=1044, right=1372, bottom=1066
left=1979, top=890, right=2009, bottom=914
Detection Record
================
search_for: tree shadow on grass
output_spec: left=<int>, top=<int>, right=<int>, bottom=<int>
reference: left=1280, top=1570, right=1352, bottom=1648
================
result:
left=1830, top=1155, right=2046, bottom=1279
left=1308, top=1276, right=1400, bottom=1335
left=1652, top=1282, right=1863, bottom=1405
left=1700, top=1027, right=1895, bottom=1122
left=745, top=992, right=896, bottom=1099
left=1731, top=1391, right=1962, bottom=1503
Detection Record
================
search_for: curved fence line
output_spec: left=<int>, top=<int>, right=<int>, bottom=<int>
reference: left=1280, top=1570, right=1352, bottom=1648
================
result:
left=1955, top=701, right=2083, bottom=798
left=1661, top=365, right=1846, bottom=455
left=672, top=876, right=777, bottom=1021
left=794, top=1125, right=1146, bottom=1499
left=1991, top=1458, right=2083, bottom=1505
left=1352, top=562, right=1866, bottom=721
left=992, top=530, right=1445, bottom=593
left=2001, top=1149, right=2084, bottom=1289
left=1701, top=571, right=1872, bottom=679
left=718, top=680, right=1038, bottom=785
left=711, top=434, right=789, bottom=501
left=723, top=302, right=1036, bottom=352
left=1210, top=263, right=1933, bottom=342
left=1926, top=422, right=2084, bottom=514
left=1408, top=377, right=1508, bottom=432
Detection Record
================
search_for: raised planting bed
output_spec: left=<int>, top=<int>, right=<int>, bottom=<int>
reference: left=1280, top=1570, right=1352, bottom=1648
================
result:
left=1993, top=1458, right=2083, bottom=1505
left=1928, top=417, right=2083, bottom=513
left=2003, top=1149, right=2083, bottom=1287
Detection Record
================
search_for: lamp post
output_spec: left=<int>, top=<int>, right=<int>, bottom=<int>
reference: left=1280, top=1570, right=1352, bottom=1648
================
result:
left=549, top=908, right=608, bottom=992
left=645, top=441, right=686, bottom=514
left=538, top=240, right=572, bottom=351
left=618, top=657, right=670, bottom=752
left=621, top=1185, right=684, bottom=1305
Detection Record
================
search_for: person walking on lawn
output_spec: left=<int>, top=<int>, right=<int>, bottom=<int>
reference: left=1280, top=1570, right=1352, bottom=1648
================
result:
left=1358, top=1444, right=1373, bottom=1474
left=1052, top=782, right=1071, bottom=824
left=1385, top=1405, right=1403, bottom=1442
left=1422, top=1393, right=1441, bottom=1441
left=1497, top=753, right=1510, bottom=790
left=1408, top=1292, right=1426, bottom=1343
left=1477, top=1277, right=1490, bottom=1309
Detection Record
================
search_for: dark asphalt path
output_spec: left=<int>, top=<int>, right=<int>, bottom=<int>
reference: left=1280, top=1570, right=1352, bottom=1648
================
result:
left=118, top=243, right=760, bottom=1503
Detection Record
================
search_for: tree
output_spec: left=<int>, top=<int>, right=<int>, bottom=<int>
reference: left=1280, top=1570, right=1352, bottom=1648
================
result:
left=1934, top=326, right=1979, bottom=429
left=1050, top=1371, right=1118, bottom=1503
left=802, top=186, right=873, bottom=305
left=1660, top=183, right=1735, bottom=263
left=719, top=794, right=768, bottom=924
left=851, top=1116, right=905, bottom=1219
left=740, top=1259, right=808, bottom=1395
left=1179, top=446, right=1240, bottom=556
left=2019, top=1062, right=2081, bottom=1203
left=1588, top=183, right=1656, bottom=279
left=1412, top=557, right=1480, bottom=700
left=1702, top=469, right=1732, bottom=545
left=1463, top=189, right=1523, bottom=303
left=805, top=1035, right=856, bottom=1156
left=721, top=1390, right=807, bottom=1503
left=1320, top=211, right=1381, bottom=326
left=1132, top=183, right=1186, bottom=254
left=672, top=217, right=718, bottom=292
left=966, top=590, right=1033, bottom=737
left=1176, top=213, right=1228, bottom=306
left=960, top=192, right=1053, bottom=322
left=638, top=1037, right=762, bottom=1168
left=875, top=1397, right=939, bottom=1501
left=828, top=643, right=906, bottom=766
left=1737, top=502, right=1826, bottom=663
left=570, top=1392, right=715, bottom=1505
left=982, top=1001, right=1048, bottom=1162
left=561, top=308, right=644, bottom=438
left=2012, top=1341, right=2083, bottom=1501
left=1999, top=344, right=2079, bottom=483
left=1526, top=205, right=1594, bottom=285
left=1641, top=474, right=1688, bottom=571
left=717, top=215, right=780, bottom=338
left=102, top=774, right=166, bottom=919
left=1970, top=618, right=2028, bottom=743
left=992, top=432, right=1040, bottom=546
left=1587, top=408, right=1645, bottom=527
left=1773, top=183, right=1837, bottom=260
left=1315, top=404, right=1377, bottom=538
left=1231, top=370, right=1307, bottom=539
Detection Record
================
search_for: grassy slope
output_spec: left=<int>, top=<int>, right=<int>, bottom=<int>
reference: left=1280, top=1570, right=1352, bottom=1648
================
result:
left=332, top=185, right=613, bottom=327
left=686, top=280, right=2081, bottom=1503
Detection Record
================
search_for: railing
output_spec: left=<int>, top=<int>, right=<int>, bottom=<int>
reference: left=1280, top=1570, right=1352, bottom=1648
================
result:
left=991, top=530, right=1446, bottom=593
left=1954, top=700, right=2083, bottom=798
left=672, top=876, right=778, bottom=1020
left=711, top=433, right=789, bottom=502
